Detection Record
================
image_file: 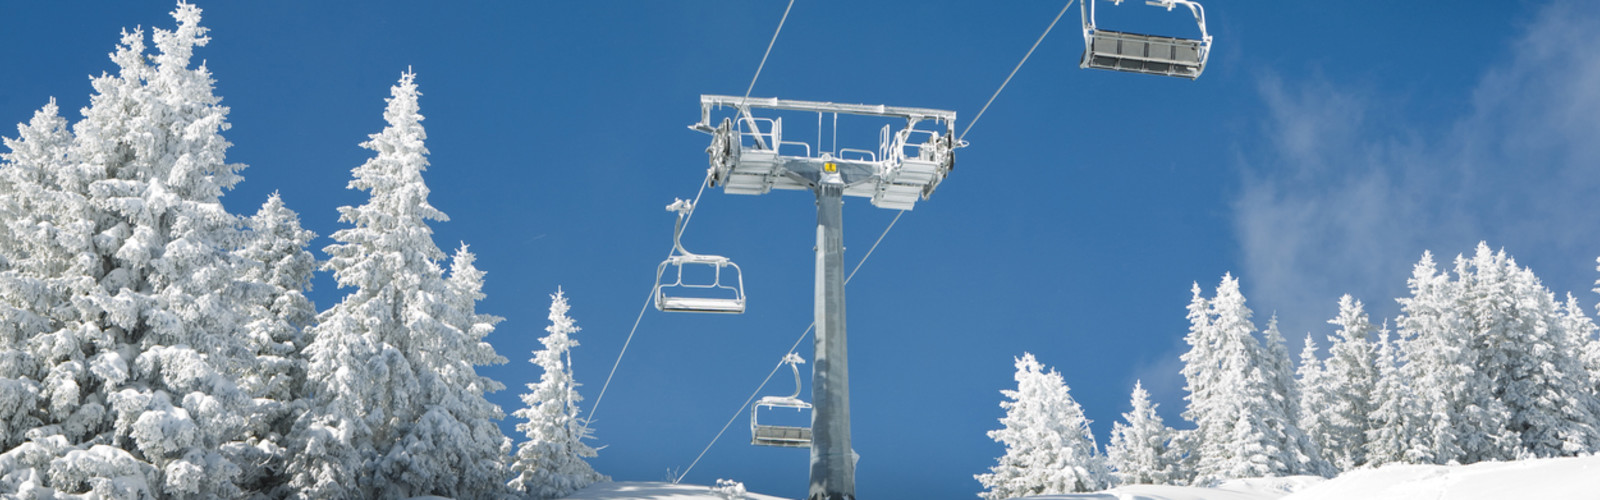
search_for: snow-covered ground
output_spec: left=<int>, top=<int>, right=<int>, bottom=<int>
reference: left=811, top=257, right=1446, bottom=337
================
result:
left=1015, top=476, right=1323, bottom=500
left=562, top=481, right=789, bottom=500
left=562, top=455, right=1600, bottom=500
left=1282, top=455, right=1600, bottom=500
left=1027, top=455, right=1600, bottom=500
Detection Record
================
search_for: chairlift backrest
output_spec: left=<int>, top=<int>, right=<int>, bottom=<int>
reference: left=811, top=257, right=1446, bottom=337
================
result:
left=1081, top=0, right=1212, bottom=79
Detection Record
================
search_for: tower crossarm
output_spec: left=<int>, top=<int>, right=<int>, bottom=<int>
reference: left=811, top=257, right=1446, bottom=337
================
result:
left=692, top=95, right=961, bottom=211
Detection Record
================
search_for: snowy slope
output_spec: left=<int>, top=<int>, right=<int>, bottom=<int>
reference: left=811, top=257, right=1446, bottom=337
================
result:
left=1282, top=455, right=1600, bottom=500
left=1020, top=456, right=1600, bottom=500
left=563, top=481, right=790, bottom=500
left=562, top=456, right=1600, bottom=500
left=1022, top=476, right=1322, bottom=500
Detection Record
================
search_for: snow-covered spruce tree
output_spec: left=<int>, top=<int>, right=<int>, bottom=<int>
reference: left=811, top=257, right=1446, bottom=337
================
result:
left=231, top=192, right=318, bottom=495
left=1315, top=295, right=1379, bottom=470
left=1481, top=248, right=1600, bottom=458
left=0, top=5, right=291, bottom=498
left=1259, top=316, right=1327, bottom=476
left=1451, top=244, right=1598, bottom=460
left=1294, top=333, right=1329, bottom=465
left=1399, top=244, right=1600, bottom=465
left=1449, top=246, right=1522, bottom=462
left=1394, top=251, right=1461, bottom=464
left=1364, top=324, right=1415, bottom=466
left=1577, top=287, right=1600, bottom=401
left=0, top=99, right=78, bottom=457
left=0, top=65, right=130, bottom=500
left=977, top=353, right=1111, bottom=499
left=1258, top=317, right=1299, bottom=436
left=287, top=71, right=511, bottom=500
left=1106, top=381, right=1181, bottom=486
left=1180, top=275, right=1320, bottom=485
left=510, top=288, right=607, bottom=499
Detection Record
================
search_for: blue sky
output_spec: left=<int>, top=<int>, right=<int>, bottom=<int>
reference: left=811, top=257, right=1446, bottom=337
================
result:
left=4, top=1, right=1600, bottom=498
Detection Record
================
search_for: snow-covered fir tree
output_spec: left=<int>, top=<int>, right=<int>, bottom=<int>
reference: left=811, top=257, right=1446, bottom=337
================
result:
left=1259, top=316, right=1328, bottom=476
left=233, top=192, right=317, bottom=403
left=230, top=192, right=318, bottom=495
left=1258, top=317, right=1299, bottom=435
left=0, top=99, right=78, bottom=457
left=1106, top=381, right=1182, bottom=486
left=1398, top=244, right=1600, bottom=465
left=977, top=353, right=1111, bottom=499
left=1579, top=280, right=1600, bottom=399
left=1484, top=249, right=1600, bottom=458
left=287, top=71, right=511, bottom=500
left=1294, top=333, right=1328, bottom=464
left=1180, top=275, right=1322, bottom=485
left=1394, top=251, right=1461, bottom=464
left=1560, top=293, right=1600, bottom=423
left=510, top=288, right=607, bottom=499
left=0, top=5, right=293, bottom=497
left=1314, top=295, right=1379, bottom=470
left=1364, top=324, right=1415, bottom=466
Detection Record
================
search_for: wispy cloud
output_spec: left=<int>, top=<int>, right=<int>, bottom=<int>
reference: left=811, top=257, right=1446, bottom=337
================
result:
left=1232, top=0, right=1600, bottom=340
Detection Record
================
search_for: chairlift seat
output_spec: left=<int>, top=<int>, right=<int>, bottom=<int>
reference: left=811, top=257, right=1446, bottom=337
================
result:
left=657, top=295, right=746, bottom=314
left=752, top=425, right=813, bottom=448
left=1081, top=29, right=1206, bottom=79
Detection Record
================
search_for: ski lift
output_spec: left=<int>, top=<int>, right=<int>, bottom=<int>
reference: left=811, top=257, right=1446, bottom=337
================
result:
left=653, top=199, right=746, bottom=314
left=1081, top=0, right=1212, bottom=79
left=751, top=353, right=812, bottom=448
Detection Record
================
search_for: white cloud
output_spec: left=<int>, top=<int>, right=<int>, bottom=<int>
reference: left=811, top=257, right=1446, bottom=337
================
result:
left=1232, top=0, right=1600, bottom=340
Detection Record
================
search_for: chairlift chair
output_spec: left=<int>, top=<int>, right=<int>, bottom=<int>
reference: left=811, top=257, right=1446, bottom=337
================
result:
left=752, top=353, right=813, bottom=448
left=1081, top=0, right=1212, bottom=79
left=653, top=199, right=746, bottom=314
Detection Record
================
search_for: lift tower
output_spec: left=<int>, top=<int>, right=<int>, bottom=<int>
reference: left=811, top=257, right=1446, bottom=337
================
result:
left=692, top=95, right=959, bottom=500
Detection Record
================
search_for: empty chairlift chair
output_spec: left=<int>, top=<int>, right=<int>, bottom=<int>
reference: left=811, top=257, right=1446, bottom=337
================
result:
left=751, top=353, right=813, bottom=448
left=1081, top=0, right=1212, bottom=79
left=653, top=199, right=746, bottom=314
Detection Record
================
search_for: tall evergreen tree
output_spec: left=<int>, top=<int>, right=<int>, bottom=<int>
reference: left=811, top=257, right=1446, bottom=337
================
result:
left=1294, top=333, right=1329, bottom=465
left=1106, top=381, right=1181, bottom=486
left=1260, top=316, right=1328, bottom=476
left=1317, top=295, right=1379, bottom=470
left=1180, top=275, right=1320, bottom=484
left=1364, top=324, right=1415, bottom=466
left=977, top=353, right=1110, bottom=499
left=1399, top=244, right=1600, bottom=465
left=230, top=192, right=318, bottom=495
left=0, top=100, right=78, bottom=456
left=1395, top=251, right=1463, bottom=464
left=1449, top=246, right=1522, bottom=462
left=1579, top=283, right=1600, bottom=398
left=0, top=5, right=278, bottom=497
left=510, top=289, right=607, bottom=499
left=1258, top=317, right=1299, bottom=433
left=288, top=71, right=511, bottom=500
left=1485, top=252, right=1600, bottom=458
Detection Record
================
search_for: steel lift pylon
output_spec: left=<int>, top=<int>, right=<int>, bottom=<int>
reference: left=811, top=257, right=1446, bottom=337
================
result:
left=691, top=95, right=960, bottom=500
